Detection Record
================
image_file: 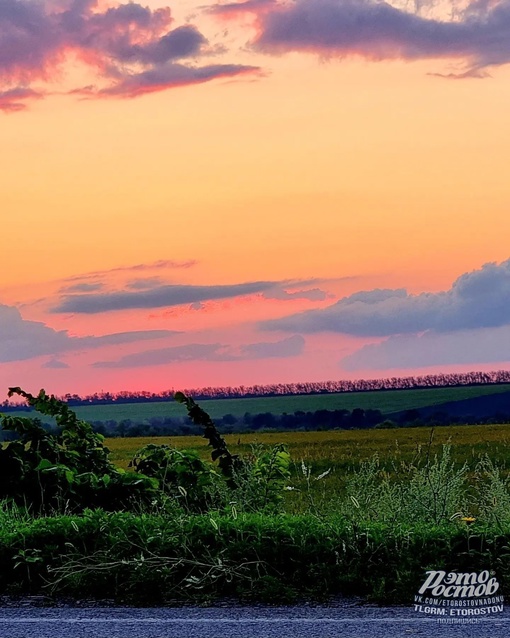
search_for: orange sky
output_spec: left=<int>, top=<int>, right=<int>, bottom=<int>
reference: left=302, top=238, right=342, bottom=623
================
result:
left=2, top=0, right=510, bottom=395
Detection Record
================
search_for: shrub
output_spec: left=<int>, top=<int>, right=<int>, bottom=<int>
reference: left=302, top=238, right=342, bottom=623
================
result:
left=0, top=388, right=158, bottom=513
left=129, top=444, right=222, bottom=512
left=0, top=388, right=292, bottom=516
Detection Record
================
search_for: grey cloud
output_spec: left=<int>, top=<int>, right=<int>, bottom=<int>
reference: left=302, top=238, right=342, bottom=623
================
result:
left=94, top=62, right=259, bottom=98
left=0, top=87, right=44, bottom=112
left=92, top=335, right=305, bottom=368
left=80, top=330, right=181, bottom=347
left=262, top=286, right=329, bottom=301
left=239, top=334, right=305, bottom=358
left=207, top=0, right=276, bottom=15
left=261, top=259, right=510, bottom=337
left=342, top=325, right=510, bottom=370
left=53, top=281, right=282, bottom=313
left=255, top=0, right=510, bottom=75
left=92, top=343, right=235, bottom=368
left=65, top=260, right=198, bottom=282
left=42, top=359, right=70, bottom=369
left=0, top=304, right=70, bottom=362
left=60, top=282, right=105, bottom=293
left=0, top=303, right=178, bottom=362
left=133, top=26, right=207, bottom=64
left=125, top=277, right=166, bottom=290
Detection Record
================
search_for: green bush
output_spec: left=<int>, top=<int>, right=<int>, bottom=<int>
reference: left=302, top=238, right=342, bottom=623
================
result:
left=129, top=444, right=222, bottom=512
left=0, top=389, right=158, bottom=513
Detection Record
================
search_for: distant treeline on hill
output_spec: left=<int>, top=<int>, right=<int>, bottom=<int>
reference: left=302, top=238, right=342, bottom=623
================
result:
left=3, top=370, right=510, bottom=408
left=91, top=408, right=385, bottom=437
left=14, top=406, right=508, bottom=440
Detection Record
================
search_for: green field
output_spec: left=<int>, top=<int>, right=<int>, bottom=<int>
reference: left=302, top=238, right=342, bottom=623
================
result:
left=107, top=422, right=510, bottom=513
left=107, top=422, right=510, bottom=470
left=55, top=383, right=510, bottom=423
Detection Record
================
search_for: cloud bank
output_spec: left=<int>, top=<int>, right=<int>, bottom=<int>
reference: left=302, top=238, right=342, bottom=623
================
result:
left=92, top=334, right=305, bottom=367
left=251, top=0, right=510, bottom=76
left=64, top=259, right=198, bottom=282
left=0, top=303, right=178, bottom=362
left=0, top=0, right=258, bottom=111
left=53, top=278, right=331, bottom=313
left=342, top=325, right=510, bottom=370
left=54, top=281, right=282, bottom=313
left=262, top=259, right=510, bottom=336
left=259, top=258, right=510, bottom=371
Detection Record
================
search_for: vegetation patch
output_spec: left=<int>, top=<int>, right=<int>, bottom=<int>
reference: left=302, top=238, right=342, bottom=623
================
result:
left=2, top=388, right=510, bottom=605
left=1, top=510, right=510, bottom=605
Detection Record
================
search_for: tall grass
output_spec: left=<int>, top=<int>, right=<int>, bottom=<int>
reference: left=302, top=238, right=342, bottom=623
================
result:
left=106, top=424, right=510, bottom=517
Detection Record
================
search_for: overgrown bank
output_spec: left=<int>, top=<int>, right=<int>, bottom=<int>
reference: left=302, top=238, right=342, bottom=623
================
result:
left=3, top=509, right=510, bottom=605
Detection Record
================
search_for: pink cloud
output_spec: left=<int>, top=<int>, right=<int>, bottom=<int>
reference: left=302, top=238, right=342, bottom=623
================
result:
left=0, top=0, right=259, bottom=111
left=0, top=87, right=44, bottom=113
left=207, top=0, right=276, bottom=18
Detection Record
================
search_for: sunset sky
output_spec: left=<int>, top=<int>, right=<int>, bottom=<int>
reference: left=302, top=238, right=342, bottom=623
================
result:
left=2, top=0, right=510, bottom=396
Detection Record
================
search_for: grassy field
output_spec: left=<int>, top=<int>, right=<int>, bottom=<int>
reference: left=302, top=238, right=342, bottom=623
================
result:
left=57, top=383, right=510, bottom=422
left=107, top=422, right=510, bottom=513
left=107, top=422, right=510, bottom=470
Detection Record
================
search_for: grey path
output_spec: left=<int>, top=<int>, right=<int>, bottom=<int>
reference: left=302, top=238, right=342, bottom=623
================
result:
left=0, top=605, right=509, bottom=638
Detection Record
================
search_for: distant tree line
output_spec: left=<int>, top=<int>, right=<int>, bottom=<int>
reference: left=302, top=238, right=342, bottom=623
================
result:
left=1, top=404, right=510, bottom=442
left=2, top=406, right=504, bottom=441
left=2, top=370, right=510, bottom=409
left=376, top=409, right=510, bottom=429
left=82, top=408, right=388, bottom=437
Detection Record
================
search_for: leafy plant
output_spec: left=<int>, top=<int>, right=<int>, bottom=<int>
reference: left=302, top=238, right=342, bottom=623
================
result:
left=244, top=443, right=291, bottom=511
left=173, top=393, right=292, bottom=511
left=0, top=387, right=293, bottom=516
left=0, top=388, right=157, bottom=513
left=130, top=400, right=292, bottom=513
left=129, top=444, right=220, bottom=512
left=174, top=392, right=240, bottom=486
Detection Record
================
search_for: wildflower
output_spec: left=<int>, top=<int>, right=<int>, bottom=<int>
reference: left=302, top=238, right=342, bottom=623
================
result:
left=461, top=516, right=476, bottom=524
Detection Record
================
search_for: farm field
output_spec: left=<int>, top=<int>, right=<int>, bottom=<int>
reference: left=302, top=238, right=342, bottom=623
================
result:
left=44, top=383, right=510, bottom=423
left=107, top=423, right=510, bottom=471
